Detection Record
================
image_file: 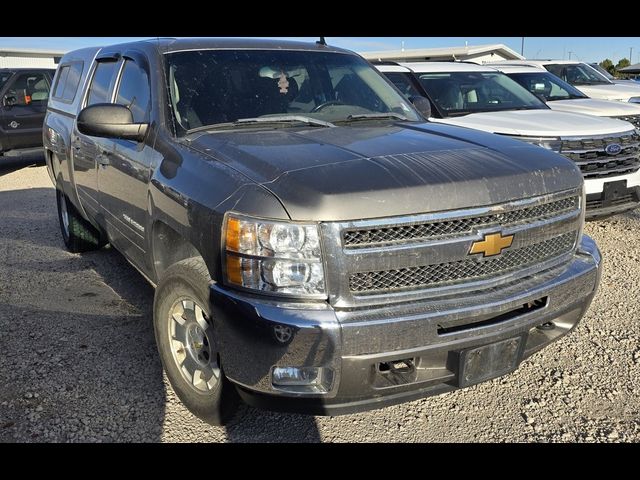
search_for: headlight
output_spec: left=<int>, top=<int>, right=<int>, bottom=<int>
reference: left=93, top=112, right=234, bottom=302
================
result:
left=223, top=214, right=325, bottom=298
left=507, top=135, right=562, bottom=153
left=628, top=97, right=640, bottom=103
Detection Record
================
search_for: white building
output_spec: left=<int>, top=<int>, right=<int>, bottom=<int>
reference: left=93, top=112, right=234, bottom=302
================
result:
left=0, top=48, right=66, bottom=69
left=360, top=44, right=525, bottom=64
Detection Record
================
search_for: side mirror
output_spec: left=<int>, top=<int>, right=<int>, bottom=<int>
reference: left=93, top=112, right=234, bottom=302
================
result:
left=77, top=103, right=148, bottom=142
left=409, top=95, right=432, bottom=119
left=2, top=95, right=17, bottom=107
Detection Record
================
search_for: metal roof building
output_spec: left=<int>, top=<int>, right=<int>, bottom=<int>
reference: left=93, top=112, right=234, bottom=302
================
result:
left=360, top=44, right=525, bottom=64
left=0, top=48, right=66, bottom=68
left=619, top=63, right=640, bottom=74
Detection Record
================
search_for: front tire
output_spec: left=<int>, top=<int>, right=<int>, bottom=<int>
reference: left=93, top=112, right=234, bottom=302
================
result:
left=55, top=187, right=105, bottom=253
left=153, top=257, right=240, bottom=425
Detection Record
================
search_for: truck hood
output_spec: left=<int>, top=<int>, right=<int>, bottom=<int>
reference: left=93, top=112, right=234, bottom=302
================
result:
left=431, top=109, right=634, bottom=137
left=187, top=123, right=582, bottom=222
left=575, top=83, right=640, bottom=102
left=547, top=98, right=640, bottom=117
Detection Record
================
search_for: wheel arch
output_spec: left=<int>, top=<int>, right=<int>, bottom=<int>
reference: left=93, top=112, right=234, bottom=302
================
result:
left=151, top=220, right=211, bottom=283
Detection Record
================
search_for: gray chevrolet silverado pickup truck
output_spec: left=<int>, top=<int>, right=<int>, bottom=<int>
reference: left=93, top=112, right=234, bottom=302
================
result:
left=44, top=38, right=602, bottom=425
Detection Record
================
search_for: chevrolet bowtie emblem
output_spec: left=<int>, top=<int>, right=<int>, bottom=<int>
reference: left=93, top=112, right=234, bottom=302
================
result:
left=470, top=232, right=514, bottom=257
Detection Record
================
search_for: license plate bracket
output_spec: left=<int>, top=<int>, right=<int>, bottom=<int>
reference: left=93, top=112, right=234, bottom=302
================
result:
left=602, top=180, right=628, bottom=207
left=458, top=336, right=524, bottom=388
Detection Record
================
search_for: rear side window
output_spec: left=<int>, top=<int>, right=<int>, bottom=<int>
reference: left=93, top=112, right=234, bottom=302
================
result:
left=86, top=61, right=118, bottom=106
left=115, top=60, right=150, bottom=123
left=52, top=61, right=84, bottom=102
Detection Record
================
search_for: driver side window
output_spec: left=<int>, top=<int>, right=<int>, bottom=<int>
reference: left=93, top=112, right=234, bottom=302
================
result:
left=115, top=60, right=151, bottom=123
left=5, top=72, right=50, bottom=106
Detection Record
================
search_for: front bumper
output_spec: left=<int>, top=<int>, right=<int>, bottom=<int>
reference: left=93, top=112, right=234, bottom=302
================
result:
left=584, top=171, right=640, bottom=219
left=585, top=185, right=640, bottom=220
left=210, top=235, right=602, bottom=416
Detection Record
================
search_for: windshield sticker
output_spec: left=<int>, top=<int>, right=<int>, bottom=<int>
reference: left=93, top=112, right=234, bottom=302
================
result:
left=278, top=72, right=289, bottom=94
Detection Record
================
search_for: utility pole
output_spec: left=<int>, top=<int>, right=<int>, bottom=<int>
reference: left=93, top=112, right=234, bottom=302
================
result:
left=568, top=51, right=573, bottom=60
left=521, top=37, right=525, bottom=56
left=631, top=47, right=634, bottom=63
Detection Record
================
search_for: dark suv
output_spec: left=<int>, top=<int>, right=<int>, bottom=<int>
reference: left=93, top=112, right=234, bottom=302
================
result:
left=0, top=68, right=55, bottom=158
left=44, top=39, right=601, bottom=425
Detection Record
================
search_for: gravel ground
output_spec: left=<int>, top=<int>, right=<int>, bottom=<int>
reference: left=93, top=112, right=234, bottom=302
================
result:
left=1, top=157, right=639, bottom=443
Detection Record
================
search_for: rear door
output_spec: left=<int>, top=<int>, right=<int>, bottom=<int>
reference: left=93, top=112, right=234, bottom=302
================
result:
left=0, top=71, right=51, bottom=150
left=71, top=56, right=120, bottom=221
left=97, top=53, right=153, bottom=269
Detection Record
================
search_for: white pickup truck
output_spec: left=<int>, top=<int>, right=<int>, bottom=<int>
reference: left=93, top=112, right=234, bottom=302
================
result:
left=488, top=60, right=640, bottom=103
left=375, top=62, right=640, bottom=219
left=495, top=64, right=640, bottom=128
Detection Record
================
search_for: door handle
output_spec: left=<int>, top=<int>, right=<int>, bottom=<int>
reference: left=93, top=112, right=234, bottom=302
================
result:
left=97, top=151, right=110, bottom=167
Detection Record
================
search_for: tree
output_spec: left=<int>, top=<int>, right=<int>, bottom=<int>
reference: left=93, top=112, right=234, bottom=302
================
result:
left=600, top=59, right=615, bottom=75
left=616, top=58, right=631, bottom=70
left=616, top=58, right=631, bottom=78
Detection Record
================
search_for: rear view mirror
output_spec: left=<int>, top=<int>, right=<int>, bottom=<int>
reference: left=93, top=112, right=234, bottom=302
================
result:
left=409, top=96, right=432, bottom=119
left=77, top=103, right=148, bottom=142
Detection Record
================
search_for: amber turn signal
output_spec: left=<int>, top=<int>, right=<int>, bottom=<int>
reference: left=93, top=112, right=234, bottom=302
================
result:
left=226, top=255, right=242, bottom=285
left=225, top=217, right=241, bottom=252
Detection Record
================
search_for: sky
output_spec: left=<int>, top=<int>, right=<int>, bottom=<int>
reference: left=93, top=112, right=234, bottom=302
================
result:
left=1, top=37, right=640, bottom=64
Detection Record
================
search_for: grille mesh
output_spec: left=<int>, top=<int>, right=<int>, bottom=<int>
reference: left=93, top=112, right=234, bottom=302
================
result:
left=343, top=196, right=578, bottom=247
left=562, top=133, right=640, bottom=179
left=613, top=115, right=640, bottom=128
left=349, top=232, right=577, bottom=294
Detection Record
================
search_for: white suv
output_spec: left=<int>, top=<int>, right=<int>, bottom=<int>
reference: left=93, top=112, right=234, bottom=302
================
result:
left=487, top=60, right=640, bottom=103
left=376, top=62, right=640, bottom=219
left=494, top=64, right=640, bottom=128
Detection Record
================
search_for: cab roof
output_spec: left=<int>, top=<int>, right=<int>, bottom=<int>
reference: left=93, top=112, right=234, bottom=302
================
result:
left=485, top=59, right=585, bottom=68
left=490, top=64, right=548, bottom=74
left=400, top=62, right=497, bottom=73
left=146, top=37, right=354, bottom=55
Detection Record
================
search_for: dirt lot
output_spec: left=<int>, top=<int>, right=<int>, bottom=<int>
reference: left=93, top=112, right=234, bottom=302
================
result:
left=1, top=156, right=639, bottom=442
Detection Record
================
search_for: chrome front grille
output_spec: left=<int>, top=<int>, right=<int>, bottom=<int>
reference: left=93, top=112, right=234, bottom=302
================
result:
left=343, top=196, right=577, bottom=248
left=349, top=232, right=577, bottom=293
left=561, top=132, right=640, bottom=179
left=321, top=189, right=582, bottom=307
left=613, top=115, right=640, bottom=128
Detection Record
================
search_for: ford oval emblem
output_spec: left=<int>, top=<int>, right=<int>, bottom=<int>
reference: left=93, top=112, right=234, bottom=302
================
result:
left=605, top=143, right=622, bottom=155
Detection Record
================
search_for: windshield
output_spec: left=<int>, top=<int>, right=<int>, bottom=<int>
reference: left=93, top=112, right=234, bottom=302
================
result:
left=164, top=49, right=420, bottom=133
left=545, top=63, right=613, bottom=86
left=0, top=72, right=13, bottom=90
left=414, top=71, right=548, bottom=117
left=506, top=71, right=588, bottom=101
left=590, top=63, right=615, bottom=80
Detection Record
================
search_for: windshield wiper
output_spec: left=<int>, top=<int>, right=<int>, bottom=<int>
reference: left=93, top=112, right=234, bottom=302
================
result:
left=186, top=115, right=335, bottom=134
left=340, top=112, right=410, bottom=123
left=236, top=115, right=336, bottom=128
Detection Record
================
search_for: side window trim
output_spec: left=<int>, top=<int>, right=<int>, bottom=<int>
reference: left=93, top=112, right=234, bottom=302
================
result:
left=110, top=60, right=127, bottom=103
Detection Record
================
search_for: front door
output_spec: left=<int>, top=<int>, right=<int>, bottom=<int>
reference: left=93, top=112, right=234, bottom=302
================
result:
left=97, top=56, right=153, bottom=271
left=72, top=58, right=120, bottom=221
left=0, top=71, right=51, bottom=151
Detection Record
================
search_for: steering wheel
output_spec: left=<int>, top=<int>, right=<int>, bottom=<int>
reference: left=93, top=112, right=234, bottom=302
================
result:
left=312, top=100, right=345, bottom=112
